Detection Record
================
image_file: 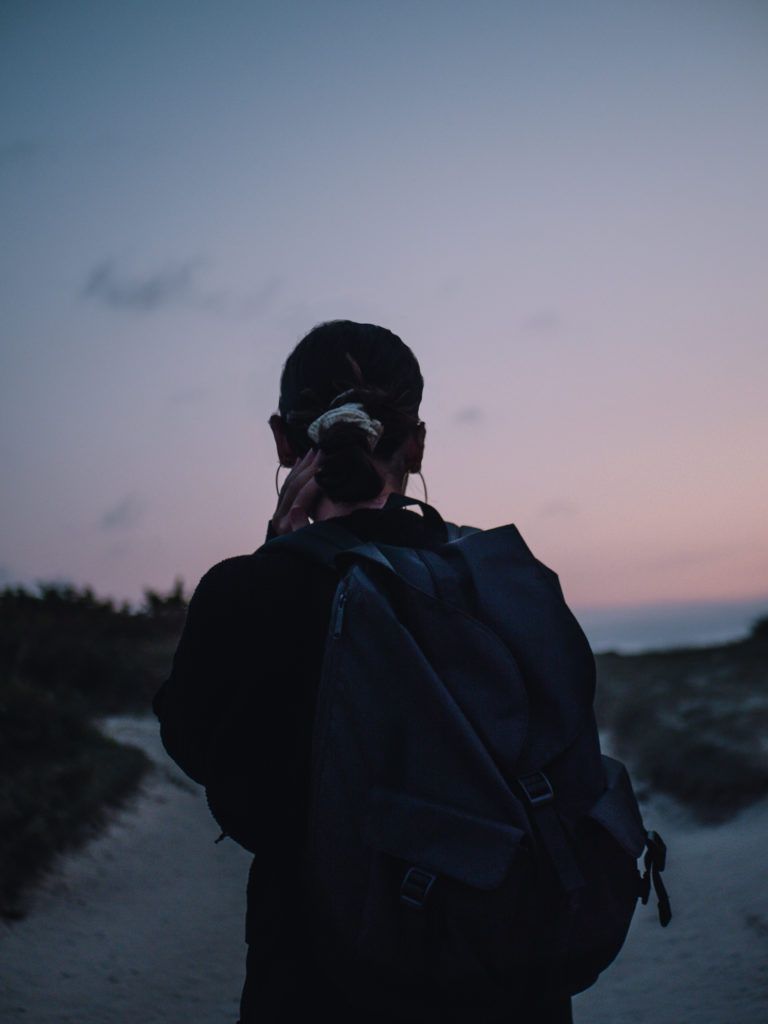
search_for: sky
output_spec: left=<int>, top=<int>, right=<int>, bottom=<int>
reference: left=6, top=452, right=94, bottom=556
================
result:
left=1, top=0, right=766, bottom=617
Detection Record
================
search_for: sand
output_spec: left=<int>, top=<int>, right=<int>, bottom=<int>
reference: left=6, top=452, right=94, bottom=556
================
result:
left=1, top=715, right=766, bottom=1023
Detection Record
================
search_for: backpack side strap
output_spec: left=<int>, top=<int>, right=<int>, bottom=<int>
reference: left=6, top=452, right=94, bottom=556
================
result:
left=517, top=771, right=586, bottom=899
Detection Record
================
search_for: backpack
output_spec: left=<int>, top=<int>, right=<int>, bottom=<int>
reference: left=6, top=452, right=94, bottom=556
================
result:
left=234, top=494, right=671, bottom=1021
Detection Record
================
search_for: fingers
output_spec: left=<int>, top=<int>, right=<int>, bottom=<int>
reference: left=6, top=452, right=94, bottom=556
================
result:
left=285, top=470, right=322, bottom=533
left=273, top=448, right=323, bottom=535
left=278, top=449, right=319, bottom=507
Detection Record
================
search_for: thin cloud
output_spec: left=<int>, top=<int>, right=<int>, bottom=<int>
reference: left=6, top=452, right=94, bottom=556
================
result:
left=100, top=494, right=145, bottom=531
left=83, top=259, right=202, bottom=313
left=520, top=310, right=562, bottom=335
left=453, top=406, right=484, bottom=424
left=538, top=500, right=579, bottom=519
left=82, top=259, right=280, bottom=318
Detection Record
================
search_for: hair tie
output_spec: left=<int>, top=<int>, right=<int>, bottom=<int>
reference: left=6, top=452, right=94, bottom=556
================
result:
left=307, top=402, right=384, bottom=451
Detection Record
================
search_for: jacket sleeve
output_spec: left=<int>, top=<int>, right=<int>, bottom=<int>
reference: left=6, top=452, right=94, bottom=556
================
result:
left=151, top=561, right=237, bottom=784
left=152, top=525, right=280, bottom=782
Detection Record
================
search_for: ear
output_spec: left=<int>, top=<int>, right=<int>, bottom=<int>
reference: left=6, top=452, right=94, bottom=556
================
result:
left=403, top=421, right=426, bottom=473
left=268, top=413, right=298, bottom=467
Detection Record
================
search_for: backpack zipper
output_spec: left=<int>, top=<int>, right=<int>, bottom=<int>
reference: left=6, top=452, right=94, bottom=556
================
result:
left=332, top=583, right=348, bottom=638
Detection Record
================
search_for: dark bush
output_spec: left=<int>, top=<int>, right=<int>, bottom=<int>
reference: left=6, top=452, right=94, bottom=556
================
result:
left=595, top=615, right=768, bottom=823
left=0, top=674, right=150, bottom=917
left=0, top=580, right=186, bottom=917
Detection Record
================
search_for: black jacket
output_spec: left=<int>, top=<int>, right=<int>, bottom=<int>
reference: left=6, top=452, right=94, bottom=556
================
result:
left=152, top=498, right=451, bottom=946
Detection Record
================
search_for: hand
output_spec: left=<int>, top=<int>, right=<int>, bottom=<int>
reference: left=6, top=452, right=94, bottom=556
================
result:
left=270, top=448, right=323, bottom=536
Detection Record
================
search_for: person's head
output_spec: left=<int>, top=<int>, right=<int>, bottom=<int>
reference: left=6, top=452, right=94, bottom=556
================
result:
left=269, top=320, right=426, bottom=503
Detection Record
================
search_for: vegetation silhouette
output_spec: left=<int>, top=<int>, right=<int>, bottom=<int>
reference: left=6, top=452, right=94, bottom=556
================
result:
left=0, top=579, right=188, bottom=918
left=1, top=578, right=765, bottom=916
left=595, top=613, right=768, bottom=822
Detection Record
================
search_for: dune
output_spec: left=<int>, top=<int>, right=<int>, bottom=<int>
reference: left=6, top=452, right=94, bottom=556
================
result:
left=574, top=739, right=768, bottom=1022
left=0, top=716, right=252, bottom=1024
left=1, top=715, right=766, bottom=1023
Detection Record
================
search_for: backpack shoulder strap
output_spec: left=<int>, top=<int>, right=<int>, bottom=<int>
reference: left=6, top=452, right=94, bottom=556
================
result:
left=264, top=493, right=466, bottom=571
left=263, top=520, right=396, bottom=575
left=381, top=492, right=484, bottom=559
left=264, top=497, right=483, bottom=605
left=378, top=492, right=448, bottom=536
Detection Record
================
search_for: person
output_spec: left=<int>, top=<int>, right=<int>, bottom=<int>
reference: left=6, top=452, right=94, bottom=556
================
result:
left=152, top=319, right=573, bottom=1023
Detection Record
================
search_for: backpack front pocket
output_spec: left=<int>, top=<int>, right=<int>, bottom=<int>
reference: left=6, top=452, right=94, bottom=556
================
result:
left=355, top=786, right=537, bottom=1017
left=548, top=754, right=651, bottom=993
left=586, top=755, right=648, bottom=858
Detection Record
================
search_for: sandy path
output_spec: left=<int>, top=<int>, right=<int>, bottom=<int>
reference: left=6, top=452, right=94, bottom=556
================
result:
left=0, top=716, right=253, bottom=1024
left=574, top=788, right=768, bottom=1022
left=1, top=716, right=767, bottom=1023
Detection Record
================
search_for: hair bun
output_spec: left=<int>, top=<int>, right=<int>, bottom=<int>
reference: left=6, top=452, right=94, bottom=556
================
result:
left=314, top=422, right=384, bottom=501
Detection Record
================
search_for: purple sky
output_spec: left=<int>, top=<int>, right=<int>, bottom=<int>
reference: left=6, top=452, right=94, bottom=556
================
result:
left=1, top=1, right=766, bottom=612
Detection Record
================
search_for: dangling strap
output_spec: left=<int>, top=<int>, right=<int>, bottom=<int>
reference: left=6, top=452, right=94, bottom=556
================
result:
left=639, top=830, right=672, bottom=927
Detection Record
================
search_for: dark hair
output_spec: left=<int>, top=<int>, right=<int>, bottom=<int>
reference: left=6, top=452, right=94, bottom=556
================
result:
left=278, top=320, right=424, bottom=502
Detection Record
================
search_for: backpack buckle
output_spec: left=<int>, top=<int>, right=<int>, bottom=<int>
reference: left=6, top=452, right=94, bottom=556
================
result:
left=399, top=866, right=437, bottom=908
left=518, top=770, right=552, bottom=806
left=517, top=770, right=555, bottom=807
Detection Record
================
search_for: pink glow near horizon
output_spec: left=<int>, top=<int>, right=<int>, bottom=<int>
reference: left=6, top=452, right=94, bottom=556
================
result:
left=1, top=2, right=766, bottom=612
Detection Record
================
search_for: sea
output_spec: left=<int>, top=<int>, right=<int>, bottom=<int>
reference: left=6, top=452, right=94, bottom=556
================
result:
left=573, top=594, right=768, bottom=655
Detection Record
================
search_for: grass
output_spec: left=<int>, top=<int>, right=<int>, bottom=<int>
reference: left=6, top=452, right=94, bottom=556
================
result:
left=594, top=614, right=768, bottom=823
left=0, top=581, right=186, bottom=918
left=0, top=677, right=150, bottom=917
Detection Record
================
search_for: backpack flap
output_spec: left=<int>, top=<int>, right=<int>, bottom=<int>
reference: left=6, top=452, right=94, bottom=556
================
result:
left=362, top=785, right=527, bottom=890
left=350, top=784, right=543, bottom=1019
left=587, top=755, right=647, bottom=859
left=448, top=523, right=598, bottom=772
